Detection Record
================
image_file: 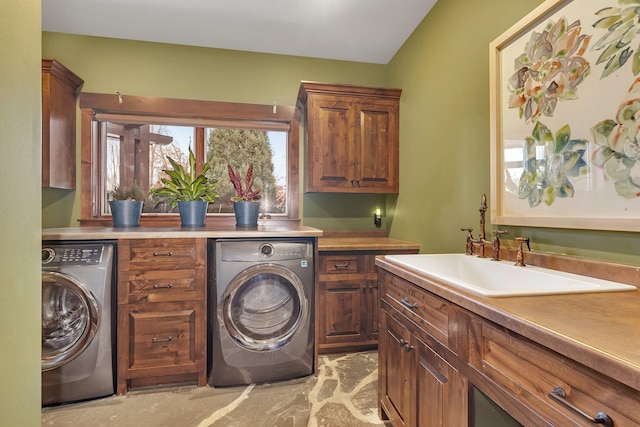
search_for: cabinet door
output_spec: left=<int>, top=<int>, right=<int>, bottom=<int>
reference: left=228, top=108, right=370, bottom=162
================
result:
left=356, top=102, right=399, bottom=192
left=414, top=337, right=468, bottom=427
left=379, top=309, right=412, bottom=427
left=364, top=278, right=380, bottom=341
left=318, top=279, right=366, bottom=345
left=307, top=96, right=356, bottom=190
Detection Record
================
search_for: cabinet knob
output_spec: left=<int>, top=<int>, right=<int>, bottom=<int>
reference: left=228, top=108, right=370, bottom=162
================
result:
left=399, top=338, right=407, bottom=347
left=404, top=343, right=414, bottom=353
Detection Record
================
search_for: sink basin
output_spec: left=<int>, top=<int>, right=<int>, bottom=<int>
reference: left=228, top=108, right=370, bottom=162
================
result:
left=384, top=254, right=637, bottom=297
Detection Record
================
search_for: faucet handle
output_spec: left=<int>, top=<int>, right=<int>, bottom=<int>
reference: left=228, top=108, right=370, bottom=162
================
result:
left=493, top=229, right=509, bottom=237
left=460, top=227, right=474, bottom=255
left=515, top=237, right=530, bottom=267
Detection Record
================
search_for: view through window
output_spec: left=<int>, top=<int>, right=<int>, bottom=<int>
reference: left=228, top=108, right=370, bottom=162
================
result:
left=104, top=122, right=288, bottom=217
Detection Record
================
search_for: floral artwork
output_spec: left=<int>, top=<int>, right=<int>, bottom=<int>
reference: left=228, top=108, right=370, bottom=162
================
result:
left=592, top=3, right=640, bottom=78
left=518, top=122, right=589, bottom=206
left=492, top=0, right=640, bottom=231
left=591, top=78, right=640, bottom=198
left=507, top=17, right=591, bottom=123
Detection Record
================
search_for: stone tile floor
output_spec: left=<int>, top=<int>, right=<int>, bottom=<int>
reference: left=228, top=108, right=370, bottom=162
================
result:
left=42, top=351, right=392, bottom=427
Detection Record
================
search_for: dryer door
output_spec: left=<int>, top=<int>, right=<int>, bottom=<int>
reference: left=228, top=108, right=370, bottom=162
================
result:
left=42, top=271, right=100, bottom=371
left=221, top=264, right=308, bottom=351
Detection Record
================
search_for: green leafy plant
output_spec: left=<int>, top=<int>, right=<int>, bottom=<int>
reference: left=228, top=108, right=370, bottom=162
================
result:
left=228, top=163, right=261, bottom=202
left=150, top=148, right=219, bottom=208
left=111, top=182, right=146, bottom=201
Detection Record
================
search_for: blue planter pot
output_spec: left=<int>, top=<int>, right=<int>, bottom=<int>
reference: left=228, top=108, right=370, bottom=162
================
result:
left=233, top=201, right=260, bottom=227
left=109, top=200, right=143, bottom=227
left=178, top=201, right=208, bottom=227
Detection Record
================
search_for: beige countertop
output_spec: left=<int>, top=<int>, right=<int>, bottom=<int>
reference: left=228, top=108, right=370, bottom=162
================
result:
left=43, top=224, right=323, bottom=240
left=376, top=255, right=640, bottom=392
left=318, top=237, right=420, bottom=252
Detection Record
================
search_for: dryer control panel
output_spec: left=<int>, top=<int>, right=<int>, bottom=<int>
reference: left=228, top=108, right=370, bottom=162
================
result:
left=42, top=245, right=104, bottom=266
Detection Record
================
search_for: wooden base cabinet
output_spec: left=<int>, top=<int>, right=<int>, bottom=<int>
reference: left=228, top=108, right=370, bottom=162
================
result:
left=377, top=267, right=640, bottom=427
left=317, top=246, right=418, bottom=354
left=117, top=238, right=207, bottom=394
left=379, top=293, right=468, bottom=427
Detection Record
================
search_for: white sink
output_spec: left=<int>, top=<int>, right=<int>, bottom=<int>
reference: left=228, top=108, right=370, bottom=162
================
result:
left=384, top=253, right=637, bottom=297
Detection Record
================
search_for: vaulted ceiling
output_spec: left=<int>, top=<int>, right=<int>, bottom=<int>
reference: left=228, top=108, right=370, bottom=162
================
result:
left=42, top=0, right=438, bottom=64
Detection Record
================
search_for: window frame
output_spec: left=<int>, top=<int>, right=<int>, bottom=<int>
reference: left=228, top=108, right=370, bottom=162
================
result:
left=79, top=92, right=300, bottom=226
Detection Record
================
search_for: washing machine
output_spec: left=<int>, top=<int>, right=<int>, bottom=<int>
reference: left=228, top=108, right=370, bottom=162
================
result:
left=208, top=238, right=314, bottom=387
left=41, top=241, right=116, bottom=405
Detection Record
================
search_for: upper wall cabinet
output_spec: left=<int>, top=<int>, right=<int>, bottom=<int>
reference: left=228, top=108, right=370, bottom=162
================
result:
left=42, top=59, right=84, bottom=189
left=297, top=82, right=401, bottom=193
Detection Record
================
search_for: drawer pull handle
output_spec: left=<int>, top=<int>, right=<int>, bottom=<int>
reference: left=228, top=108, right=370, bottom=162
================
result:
left=153, top=251, right=173, bottom=257
left=404, top=343, right=414, bottom=353
left=548, top=387, right=613, bottom=427
left=152, top=336, right=173, bottom=344
left=152, top=284, right=173, bottom=289
left=401, top=297, right=418, bottom=310
left=334, top=262, right=350, bottom=270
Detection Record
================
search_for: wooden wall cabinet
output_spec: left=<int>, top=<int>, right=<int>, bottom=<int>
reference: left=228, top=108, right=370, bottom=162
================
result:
left=117, top=238, right=207, bottom=394
left=298, top=82, right=401, bottom=193
left=42, top=59, right=83, bottom=189
left=317, top=244, right=418, bottom=354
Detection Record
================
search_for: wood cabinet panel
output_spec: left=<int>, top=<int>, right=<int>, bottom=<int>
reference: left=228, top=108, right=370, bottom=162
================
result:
left=127, top=305, right=198, bottom=371
left=319, top=280, right=364, bottom=344
left=468, top=317, right=640, bottom=427
left=298, top=82, right=401, bottom=193
left=378, top=262, right=640, bottom=427
left=42, top=59, right=83, bottom=189
left=117, top=238, right=206, bottom=394
left=317, top=247, right=417, bottom=354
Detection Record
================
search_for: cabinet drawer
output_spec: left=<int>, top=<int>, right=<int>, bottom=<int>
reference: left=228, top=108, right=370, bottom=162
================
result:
left=124, top=269, right=201, bottom=303
left=125, top=238, right=200, bottom=269
left=320, top=254, right=362, bottom=275
left=126, top=303, right=199, bottom=372
left=469, top=318, right=640, bottom=427
left=381, top=271, right=449, bottom=346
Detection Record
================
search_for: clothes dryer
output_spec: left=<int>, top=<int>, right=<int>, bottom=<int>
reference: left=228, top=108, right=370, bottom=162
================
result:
left=208, top=238, right=314, bottom=387
left=41, top=241, right=115, bottom=405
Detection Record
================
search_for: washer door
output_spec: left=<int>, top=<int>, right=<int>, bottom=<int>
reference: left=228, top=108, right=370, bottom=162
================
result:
left=42, top=271, right=100, bottom=371
left=221, top=264, right=308, bottom=352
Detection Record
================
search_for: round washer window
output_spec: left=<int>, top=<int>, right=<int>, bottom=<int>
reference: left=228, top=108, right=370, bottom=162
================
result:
left=222, top=264, right=308, bottom=351
left=41, top=272, right=99, bottom=371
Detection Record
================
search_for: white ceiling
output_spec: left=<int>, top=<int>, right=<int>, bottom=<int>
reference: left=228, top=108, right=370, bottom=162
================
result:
left=42, top=0, right=437, bottom=64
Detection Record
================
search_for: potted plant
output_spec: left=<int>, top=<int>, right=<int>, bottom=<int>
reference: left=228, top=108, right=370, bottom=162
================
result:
left=228, top=163, right=261, bottom=227
left=109, top=182, right=146, bottom=227
left=150, top=148, right=219, bottom=227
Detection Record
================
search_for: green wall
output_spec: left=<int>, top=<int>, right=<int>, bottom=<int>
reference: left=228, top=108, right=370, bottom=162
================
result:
left=0, top=0, right=43, bottom=425
left=388, top=0, right=640, bottom=266
left=41, top=32, right=391, bottom=230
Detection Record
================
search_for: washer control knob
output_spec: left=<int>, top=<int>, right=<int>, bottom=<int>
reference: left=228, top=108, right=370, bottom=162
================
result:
left=259, top=243, right=274, bottom=257
left=42, top=248, right=55, bottom=264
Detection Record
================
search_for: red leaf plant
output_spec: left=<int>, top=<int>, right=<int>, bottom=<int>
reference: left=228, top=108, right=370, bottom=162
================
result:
left=227, top=163, right=261, bottom=202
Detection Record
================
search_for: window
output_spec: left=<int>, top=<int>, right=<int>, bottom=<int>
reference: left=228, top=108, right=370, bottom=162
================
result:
left=79, top=93, right=300, bottom=225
